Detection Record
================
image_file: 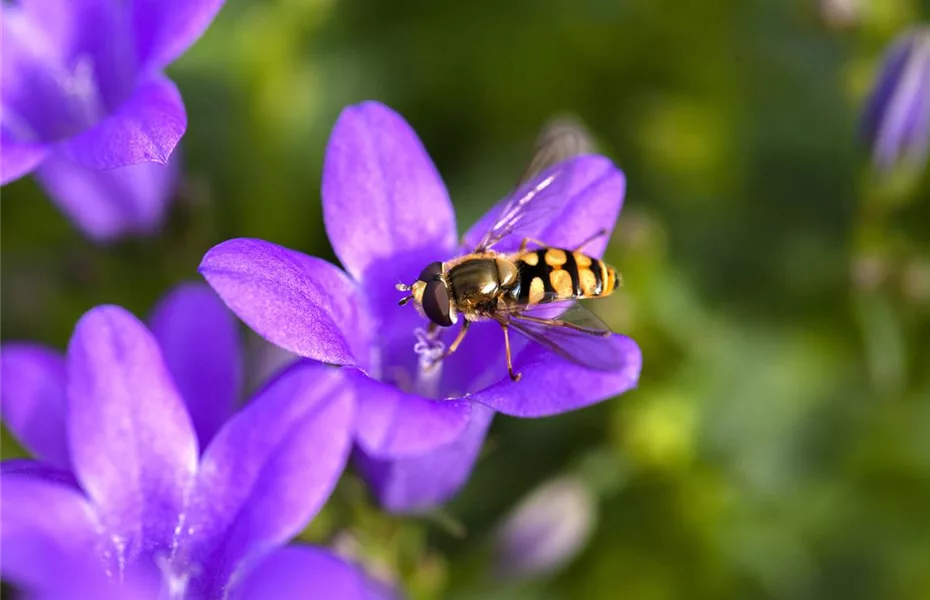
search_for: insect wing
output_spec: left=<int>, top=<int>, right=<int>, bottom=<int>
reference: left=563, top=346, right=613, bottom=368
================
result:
left=472, top=118, right=596, bottom=253
left=498, top=301, right=624, bottom=372
left=518, top=117, right=596, bottom=186
left=471, top=166, right=568, bottom=253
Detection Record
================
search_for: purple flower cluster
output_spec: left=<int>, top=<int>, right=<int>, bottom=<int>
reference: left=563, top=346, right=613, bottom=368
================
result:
left=4, top=0, right=930, bottom=591
left=200, top=101, right=643, bottom=513
left=0, top=0, right=225, bottom=241
left=0, top=284, right=388, bottom=599
left=1, top=1, right=645, bottom=587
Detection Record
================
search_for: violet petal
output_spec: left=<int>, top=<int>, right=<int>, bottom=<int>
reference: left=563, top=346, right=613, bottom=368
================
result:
left=36, top=148, right=178, bottom=242
left=469, top=334, right=642, bottom=417
left=131, top=0, right=226, bottom=72
left=177, top=361, right=355, bottom=594
left=60, top=75, right=186, bottom=169
left=15, top=0, right=114, bottom=54
left=66, top=305, right=197, bottom=569
left=233, top=546, right=392, bottom=600
left=14, top=0, right=136, bottom=113
left=0, top=3, right=82, bottom=143
left=435, top=319, right=509, bottom=398
left=356, top=403, right=494, bottom=514
left=149, top=282, right=243, bottom=450
left=322, top=101, right=457, bottom=284
left=0, top=468, right=101, bottom=594
left=199, top=238, right=373, bottom=370
left=350, top=371, right=473, bottom=458
left=0, top=343, right=70, bottom=469
left=0, top=459, right=79, bottom=489
left=0, top=135, right=48, bottom=184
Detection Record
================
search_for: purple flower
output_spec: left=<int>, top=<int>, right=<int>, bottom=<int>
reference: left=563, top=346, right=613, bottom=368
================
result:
left=493, top=475, right=596, bottom=581
left=862, top=27, right=930, bottom=173
left=0, top=0, right=224, bottom=241
left=199, top=101, right=643, bottom=513
left=0, top=284, right=388, bottom=599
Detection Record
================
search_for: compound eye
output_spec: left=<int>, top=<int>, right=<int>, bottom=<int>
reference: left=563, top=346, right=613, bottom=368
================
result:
left=422, top=280, right=453, bottom=327
left=418, top=261, right=444, bottom=282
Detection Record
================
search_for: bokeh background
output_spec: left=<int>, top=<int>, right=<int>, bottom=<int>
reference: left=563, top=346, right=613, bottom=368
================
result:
left=3, top=0, right=930, bottom=598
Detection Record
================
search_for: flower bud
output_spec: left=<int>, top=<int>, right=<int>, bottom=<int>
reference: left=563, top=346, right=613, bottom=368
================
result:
left=862, top=28, right=930, bottom=173
left=493, top=475, right=596, bottom=580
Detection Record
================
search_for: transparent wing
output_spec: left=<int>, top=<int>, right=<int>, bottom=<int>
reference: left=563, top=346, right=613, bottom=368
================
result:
left=473, top=118, right=596, bottom=253
left=517, top=117, right=596, bottom=186
left=472, top=169, right=566, bottom=252
left=492, top=300, right=624, bottom=372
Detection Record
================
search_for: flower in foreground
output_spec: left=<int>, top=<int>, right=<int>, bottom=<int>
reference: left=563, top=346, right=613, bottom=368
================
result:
left=0, top=285, right=387, bottom=599
left=200, top=101, right=643, bottom=513
left=0, top=0, right=225, bottom=241
left=862, top=27, right=930, bottom=173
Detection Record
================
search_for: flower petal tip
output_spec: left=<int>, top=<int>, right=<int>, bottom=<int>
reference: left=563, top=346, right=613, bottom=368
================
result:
left=198, top=238, right=369, bottom=368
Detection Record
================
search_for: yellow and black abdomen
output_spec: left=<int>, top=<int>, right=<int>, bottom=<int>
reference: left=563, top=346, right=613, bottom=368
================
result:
left=513, top=248, right=619, bottom=305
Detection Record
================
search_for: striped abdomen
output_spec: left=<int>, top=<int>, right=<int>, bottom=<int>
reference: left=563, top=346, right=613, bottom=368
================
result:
left=512, top=248, right=619, bottom=305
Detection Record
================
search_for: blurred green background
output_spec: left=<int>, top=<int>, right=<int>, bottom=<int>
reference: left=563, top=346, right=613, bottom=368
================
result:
left=3, top=0, right=930, bottom=598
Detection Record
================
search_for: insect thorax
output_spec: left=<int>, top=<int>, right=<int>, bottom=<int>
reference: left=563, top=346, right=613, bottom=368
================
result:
left=447, top=256, right=519, bottom=312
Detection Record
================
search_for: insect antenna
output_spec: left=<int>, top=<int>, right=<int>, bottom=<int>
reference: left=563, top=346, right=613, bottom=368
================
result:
left=396, top=282, right=415, bottom=305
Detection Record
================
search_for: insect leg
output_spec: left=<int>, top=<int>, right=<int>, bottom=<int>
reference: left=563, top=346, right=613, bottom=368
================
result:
left=519, top=237, right=549, bottom=252
left=441, top=320, right=471, bottom=359
left=502, top=324, right=522, bottom=382
left=573, top=228, right=609, bottom=252
left=515, top=314, right=611, bottom=337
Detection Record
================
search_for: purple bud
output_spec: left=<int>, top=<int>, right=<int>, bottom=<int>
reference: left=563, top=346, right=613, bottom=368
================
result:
left=862, top=28, right=930, bottom=173
left=493, top=475, right=596, bottom=580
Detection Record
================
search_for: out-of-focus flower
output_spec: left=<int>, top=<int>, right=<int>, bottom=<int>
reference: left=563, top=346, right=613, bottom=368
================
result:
left=0, top=285, right=389, bottom=599
left=862, top=27, right=930, bottom=173
left=493, top=475, right=596, bottom=581
left=199, top=101, right=642, bottom=513
left=0, top=0, right=225, bottom=241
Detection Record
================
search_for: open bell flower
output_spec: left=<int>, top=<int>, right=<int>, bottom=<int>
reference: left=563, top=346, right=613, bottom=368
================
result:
left=0, top=284, right=389, bottom=599
left=862, top=27, right=930, bottom=173
left=199, top=101, right=643, bottom=513
left=0, top=0, right=225, bottom=241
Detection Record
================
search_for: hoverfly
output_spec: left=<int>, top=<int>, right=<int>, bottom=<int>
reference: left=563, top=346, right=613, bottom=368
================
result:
left=397, top=119, right=624, bottom=382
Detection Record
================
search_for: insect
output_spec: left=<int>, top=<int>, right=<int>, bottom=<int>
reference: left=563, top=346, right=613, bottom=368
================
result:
left=396, top=119, right=624, bottom=382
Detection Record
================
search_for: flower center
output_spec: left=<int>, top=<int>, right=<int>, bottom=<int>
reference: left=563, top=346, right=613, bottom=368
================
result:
left=411, top=327, right=444, bottom=398
left=59, top=55, right=108, bottom=132
left=4, top=2, right=138, bottom=144
left=384, top=328, right=447, bottom=398
left=99, top=533, right=129, bottom=581
left=4, top=52, right=109, bottom=143
left=156, top=553, right=198, bottom=600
